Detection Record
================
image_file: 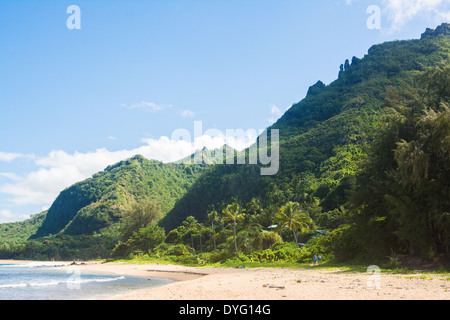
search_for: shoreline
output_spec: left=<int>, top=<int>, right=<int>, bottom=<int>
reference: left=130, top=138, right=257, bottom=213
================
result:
left=67, top=261, right=211, bottom=282
left=2, top=260, right=449, bottom=300
left=65, top=261, right=450, bottom=300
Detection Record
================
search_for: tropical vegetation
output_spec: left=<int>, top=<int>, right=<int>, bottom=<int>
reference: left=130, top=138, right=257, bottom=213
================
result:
left=0, top=24, right=449, bottom=270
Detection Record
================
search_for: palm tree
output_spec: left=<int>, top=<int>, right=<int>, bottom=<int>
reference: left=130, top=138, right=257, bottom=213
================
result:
left=183, top=216, right=199, bottom=252
left=207, top=209, right=220, bottom=250
left=222, top=202, right=245, bottom=259
left=197, top=223, right=204, bottom=254
left=260, top=204, right=277, bottom=228
left=274, top=202, right=313, bottom=247
left=246, top=198, right=262, bottom=216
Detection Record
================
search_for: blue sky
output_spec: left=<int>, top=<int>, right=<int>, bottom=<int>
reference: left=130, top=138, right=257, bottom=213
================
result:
left=1, top=0, right=449, bottom=222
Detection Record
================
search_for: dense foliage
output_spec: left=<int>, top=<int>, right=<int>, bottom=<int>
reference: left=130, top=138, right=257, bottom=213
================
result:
left=160, top=24, right=450, bottom=232
left=344, top=63, right=450, bottom=262
left=0, top=156, right=207, bottom=260
left=1, top=24, right=449, bottom=266
left=31, top=155, right=207, bottom=238
left=0, top=211, right=46, bottom=246
left=117, top=198, right=322, bottom=265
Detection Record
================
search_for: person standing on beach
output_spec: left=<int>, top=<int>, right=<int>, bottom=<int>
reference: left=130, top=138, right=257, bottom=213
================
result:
left=313, top=254, right=317, bottom=265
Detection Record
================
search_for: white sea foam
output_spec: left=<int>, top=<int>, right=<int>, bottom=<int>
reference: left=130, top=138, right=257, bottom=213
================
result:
left=17, top=262, right=71, bottom=268
left=0, top=276, right=125, bottom=289
left=0, top=264, right=169, bottom=300
left=0, top=283, right=28, bottom=289
left=0, top=262, right=70, bottom=268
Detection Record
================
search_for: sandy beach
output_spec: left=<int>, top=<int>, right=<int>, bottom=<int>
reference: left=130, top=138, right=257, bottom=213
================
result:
left=62, top=261, right=450, bottom=300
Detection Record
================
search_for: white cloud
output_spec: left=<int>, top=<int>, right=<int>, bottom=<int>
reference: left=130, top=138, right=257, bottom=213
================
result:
left=0, top=209, right=15, bottom=223
left=0, top=209, right=28, bottom=223
left=139, top=137, right=196, bottom=162
left=344, top=0, right=450, bottom=32
left=1, top=165, right=87, bottom=206
left=121, top=101, right=172, bottom=112
left=382, top=0, right=450, bottom=32
left=141, top=130, right=257, bottom=160
left=180, top=110, right=195, bottom=117
left=0, top=152, right=20, bottom=162
left=194, top=130, right=257, bottom=152
left=269, top=105, right=284, bottom=124
left=0, top=148, right=148, bottom=207
left=0, top=130, right=257, bottom=210
left=0, top=172, right=20, bottom=181
left=0, top=152, right=33, bottom=162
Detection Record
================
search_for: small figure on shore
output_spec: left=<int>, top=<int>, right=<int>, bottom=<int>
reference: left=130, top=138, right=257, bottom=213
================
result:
left=313, top=254, right=317, bottom=265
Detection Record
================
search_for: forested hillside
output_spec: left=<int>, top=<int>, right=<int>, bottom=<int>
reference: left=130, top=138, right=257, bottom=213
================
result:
left=31, top=155, right=207, bottom=238
left=0, top=211, right=46, bottom=245
left=1, top=24, right=449, bottom=264
left=160, top=24, right=450, bottom=231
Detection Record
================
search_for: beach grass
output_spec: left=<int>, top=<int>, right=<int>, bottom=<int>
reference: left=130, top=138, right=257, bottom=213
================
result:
left=105, top=255, right=450, bottom=278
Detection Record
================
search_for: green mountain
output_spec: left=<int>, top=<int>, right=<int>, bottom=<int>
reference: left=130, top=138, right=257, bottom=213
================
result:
left=30, top=155, right=208, bottom=238
left=174, top=145, right=239, bottom=165
left=0, top=211, right=47, bottom=245
left=2, top=24, right=449, bottom=262
left=159, top=23, right=450, bottom=231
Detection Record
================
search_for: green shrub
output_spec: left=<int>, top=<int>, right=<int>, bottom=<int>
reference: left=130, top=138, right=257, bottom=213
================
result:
left=260, top=232, right=283, bottom=250
left=164, top=244, right=191, bottom=256
left=176, top=254, right=201, bottom=265
left=206, top=249, right=231, bottom=263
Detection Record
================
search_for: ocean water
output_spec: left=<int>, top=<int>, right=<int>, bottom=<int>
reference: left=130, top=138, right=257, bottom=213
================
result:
left=0, top=262, right=172, bottom=300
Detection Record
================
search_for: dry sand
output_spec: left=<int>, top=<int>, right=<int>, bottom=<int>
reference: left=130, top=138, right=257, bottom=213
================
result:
left=66, top=261, right=450, bottom=300
left=2, top=259, right=448, bottom=300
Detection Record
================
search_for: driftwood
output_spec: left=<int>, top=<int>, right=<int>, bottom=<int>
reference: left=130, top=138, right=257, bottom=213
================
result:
left=263, top=284, right=285, bottom=289
left=146, top=269, right=208, bottom=277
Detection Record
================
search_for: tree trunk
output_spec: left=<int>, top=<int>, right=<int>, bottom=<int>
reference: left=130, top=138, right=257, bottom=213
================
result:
left=445, top=231, right=449, bottom=257
left=233, top=219, right=240, bottom=259
left=212, top=221, right=216, bottom=250
left=293, top=229, right=299, bottom=248
left=409, top=240, right=415, bottom=255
